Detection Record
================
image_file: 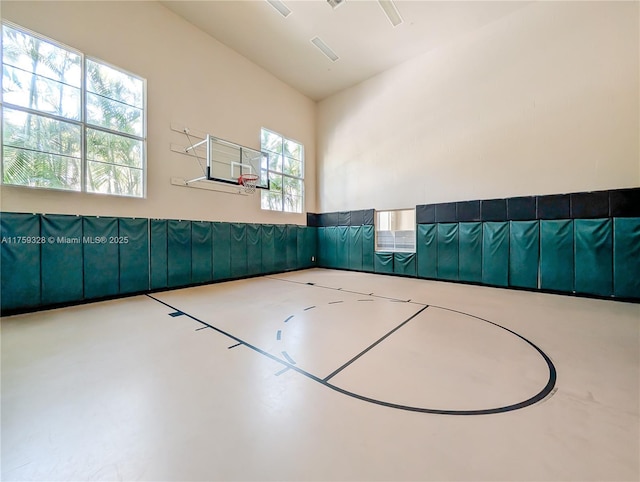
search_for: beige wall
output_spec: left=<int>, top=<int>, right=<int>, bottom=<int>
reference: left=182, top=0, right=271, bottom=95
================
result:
left=0, top=1, right=316, bottom=224
left=317, top=1, right=640, bottom=212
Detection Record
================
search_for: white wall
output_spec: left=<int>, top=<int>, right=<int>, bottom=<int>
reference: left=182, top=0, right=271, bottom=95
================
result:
left=0, top=1, right=316, bottom=224
left=317, top=1, right=639, bottom=212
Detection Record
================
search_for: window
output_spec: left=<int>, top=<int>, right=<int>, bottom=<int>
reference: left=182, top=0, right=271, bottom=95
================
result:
left=1, top=23, right=146, bottom=197
left=376, top=209, right=415, bottom=252
left=260, top=128, right=303, bottom=213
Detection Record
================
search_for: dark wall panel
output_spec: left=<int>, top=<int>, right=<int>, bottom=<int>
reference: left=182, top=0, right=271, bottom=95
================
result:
left=508, top=197, right=537, bottom=221
left=509, top=221, right=540, bottom=289
left=213, top=222, right=232, bottom=280
left=286, top=225, right=298, bottom=270
left=338, top=211, right=351, bottom=226
left=457, top=201, right=480, bottom=222
left=83, top=216, right=119, bottom=299
left=1, top=213, right=41, bottom=312
left=231, top=223, right=248, bottom=278
left=167, top=220, right=192, bottom=287
left=191, top=221, right=213, bottom=284
left=417, top=224, right=437, bottom=279
left=350, top=210, right=364, bottom=226
left=458, top=222, right=482, bottom=283
left=540, top=220, right=574, bottom=293
left=610, top=189, right=640, bottom=217
left=150, top=219, right=168, bottom=289
left=363, top=209, right=375, bottom=226
left=416, top=205, right=435, bottom=224
left=481, top=199, right=507, bottom=222
left=482, top=222, right=509, bottom=286
left=574, top=219, right=613, bottom=297
left=274, top=225, right=287, bottom=272
left=436, top=223, right=459, bottom=280
left=537, top=194, right=570, bottom=220
left=435, top=203, right=457, bottom=223
left=261, top=224, right=276, bottom=274
left=41, top=214, right=83, bottom=304
left=247, top=224, right=263, bottom=276
left=571, top=191, right=610, bottom=219
left=119, top=218, right=149, bottom=294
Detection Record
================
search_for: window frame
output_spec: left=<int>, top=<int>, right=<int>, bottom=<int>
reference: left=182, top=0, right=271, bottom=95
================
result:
left=260, top=127, right=304, bottom=213
left=1, top=21, right=147, bottom=198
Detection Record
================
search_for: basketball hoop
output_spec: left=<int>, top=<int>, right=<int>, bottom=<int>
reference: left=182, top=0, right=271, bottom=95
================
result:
left=238, top=173, right=259, bottom=194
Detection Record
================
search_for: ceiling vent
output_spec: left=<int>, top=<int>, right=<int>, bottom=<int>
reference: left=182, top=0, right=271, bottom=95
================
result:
left=266, top=0, right=292, bottom=18
left=378, top=0, right=403, bottom=27
left=327, top=0, right=346, bottom=9
left=311, top=37, right=339, bottom=62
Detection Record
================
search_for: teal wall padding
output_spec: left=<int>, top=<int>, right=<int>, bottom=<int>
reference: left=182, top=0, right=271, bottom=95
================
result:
left=458, top=223, right=482, bottom=283
left=167, top=220, right=192, bottom=287
left=247, top=224, right=262, bottom=276
left=613, top=218, right=640, bottom=298
left=325, top=227, right=338, bottom=268
left=336, top=226, right=349, bottom=269
left=274, top=225, right=287, bottom=272
left=394, top=252, right=416, bottom=276
left=316, top=227, right=327, bottom=267
left=349, top=226, right=363, bottom=271
left=417, top=224, right=437, bottom=279
left=362, top=225, right=375, bottom=272
left=482, top=222, right=509, bottom=287
left=437, top=223, right=459, bottom=281
left=297, top=227, right=315, bottom=269
left=540, top=220, right=574, bottom=293
left=41, top=214, right=83, bottom=304
left=231, top=223, right=248, bottom=278
left=286, top=225, right=297, bottom=270
left=374, top=252, right=394, bottom=273
left=150, top=219, right=168, bottom=289
left=212, top=222, right=232, bottom=280
left=83, top=217, right=119, bottom=299
left=509, top=221, right=540, bottom=289
left=191, top=221, right=213, bottom=284
left=1, top=213, right=41, bottom=311
left=119, top=218, right=149, bottom=294
left=261, top=224, right=276, bottom=273
left=575, top=219, right=613, bottom=297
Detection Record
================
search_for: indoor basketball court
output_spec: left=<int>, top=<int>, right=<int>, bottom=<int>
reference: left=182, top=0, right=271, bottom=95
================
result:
left=1, top=1, right=639, bottom=481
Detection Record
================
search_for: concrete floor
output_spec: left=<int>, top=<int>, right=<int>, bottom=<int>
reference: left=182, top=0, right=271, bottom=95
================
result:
left=2, top=268, right=639, bottom=481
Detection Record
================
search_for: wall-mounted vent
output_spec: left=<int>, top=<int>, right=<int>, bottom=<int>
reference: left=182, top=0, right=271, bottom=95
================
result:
left=378, top=0, right=403, bottom=27
left=266, top=0, right=292, bottom=18
left=327, top=0, right=346, bottom=9
left=311, top=37, right=339, bottom=62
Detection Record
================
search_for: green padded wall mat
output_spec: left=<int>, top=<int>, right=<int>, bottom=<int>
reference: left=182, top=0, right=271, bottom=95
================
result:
left=41, top=214, right=83, bottom=305
left=574, top=219, right=613, bottom=297
left=362, top=225, right=375, bottom=272
left=261, top=224, right=276, bottom=273
left=150, top=219, right=168, bottom=289
left=213, top=222, right=232, bottom=280
left=325, top=227, right=338, bottom=268
left=482, top=222, right=509, bottom=286
left=316, top=227, right=327, bottom=267
left=247, top=224, right=262, bottom=276
left=348, top=226, right=363, bottom=271
left=336, top=226, right=349, bottom=269
left=1, top=213, right=41, bottom=312
left=297, top=227, right=315, bottom=269
left=458, top=222, right=482, bottom=283
left=274, top=225, right=287, bottom=272
left=437, top=223, right=459, bottom=280
left=374, top=252, right=394, bottom=273
left=167, top=220, right=192, bottom=287
left=83, top=216, right=119, bottom=299
left=613, top=218, right=640, bottom=298
left=231, top=223, right=248, bottom=278
left=191, top=221, right=213, bottom=284
left=540, top=220, right=574, bottom=293
left=394, top=252, right=416, bottom=276
left=286, top=225, right=297, bottom=271
left=417, top=224, right=437, bottom=279
left=119, top=218, right=149, bottom=294
left=509, top=221, right=540, bottom=289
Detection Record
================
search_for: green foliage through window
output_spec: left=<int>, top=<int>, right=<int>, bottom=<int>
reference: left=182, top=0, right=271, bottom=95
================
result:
left=260, top=128, right=303, bottom=213
left=1, top=23, right=146, bottom=197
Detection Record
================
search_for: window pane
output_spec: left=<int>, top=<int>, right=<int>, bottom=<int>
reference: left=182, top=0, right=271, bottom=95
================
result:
left=284, top=139, right=302, bottom=161
left=86, top=92, right=143, bottom=136
left=2, top=25, right=81, bottom=88
left=86, top=59, right=143, bottom=108
left=87, top=161, right=142, bottom=197
left=375, top=209, right=416, bottom=252
left=86, top=128, right=143, bottom=168
left=3, top=107, right=81, bottom=157
left=283, top=156, right=302, bottom=177
left=283, top=176, right=302, bottom=197
left=261, top=129, right=282, bottom=155
left=3, top=65, right=81, bottom=119
left=268, top=172, right=282, bottom=192
left=268, top=153, right=282, bottom=172
left=261, top=191, right=282, bottom=211
left=3, top=146, right=80, bottom=190
left=283, top=195, right=302, bottom=213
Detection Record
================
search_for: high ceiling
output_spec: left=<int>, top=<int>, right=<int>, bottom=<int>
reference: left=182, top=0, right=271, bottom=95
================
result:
left=161, top=0, right=530, bottom=101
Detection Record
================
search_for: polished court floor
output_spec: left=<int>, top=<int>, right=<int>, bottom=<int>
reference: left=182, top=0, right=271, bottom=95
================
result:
left=2, top=268, right=639, bottom=481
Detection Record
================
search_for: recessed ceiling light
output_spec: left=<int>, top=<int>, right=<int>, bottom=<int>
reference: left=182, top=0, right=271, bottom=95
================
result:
left=266, top=0, right=292, bottom=18
left=378, top=0, right=403, bottom=27
left=327, top=0, right=346, bottom=9
left=311, top=37, right=339, bottom=62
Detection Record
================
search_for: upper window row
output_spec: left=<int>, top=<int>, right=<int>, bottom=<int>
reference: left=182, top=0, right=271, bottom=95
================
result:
left=1, top=23, right=146, bottom=197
